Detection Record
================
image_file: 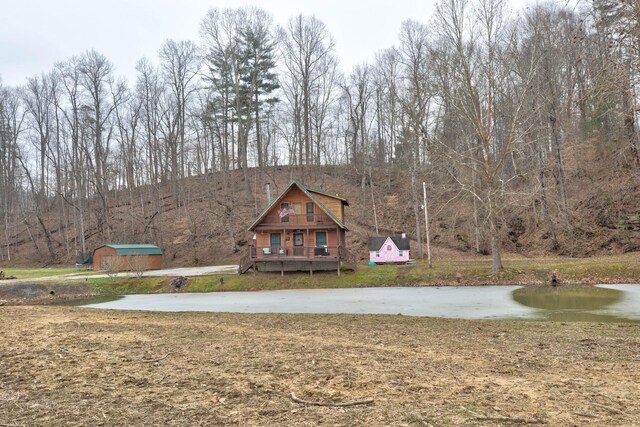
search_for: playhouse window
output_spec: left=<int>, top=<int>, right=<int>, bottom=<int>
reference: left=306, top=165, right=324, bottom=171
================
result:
left=375, top=251, right=380, bottom=257
left=399, top=250, right=404, bottom=257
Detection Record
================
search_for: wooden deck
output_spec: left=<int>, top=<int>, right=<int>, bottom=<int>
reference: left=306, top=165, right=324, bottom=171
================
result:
left=239, top=246, right=356, bottom=275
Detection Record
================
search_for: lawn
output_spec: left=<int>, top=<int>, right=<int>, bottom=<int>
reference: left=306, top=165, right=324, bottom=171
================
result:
left=0, top=267, right=86, bottom=280
left=4, top=252, right=638, bottom=298
left=85, top=253, right=640, bottom=296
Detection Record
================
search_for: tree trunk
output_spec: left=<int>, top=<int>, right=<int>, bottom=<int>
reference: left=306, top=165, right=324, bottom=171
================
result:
left=411, top=170, right=423, bottom=258
left=489, top=212, right=502, bottom=274
left=537, top=139, right=559, bottom=250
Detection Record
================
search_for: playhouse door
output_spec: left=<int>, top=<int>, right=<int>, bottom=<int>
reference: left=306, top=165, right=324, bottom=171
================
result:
left=385, top=245, right=393, bottom=262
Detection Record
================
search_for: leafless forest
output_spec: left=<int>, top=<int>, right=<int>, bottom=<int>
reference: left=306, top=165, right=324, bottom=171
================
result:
left=1, top=0, right=639, bottom=270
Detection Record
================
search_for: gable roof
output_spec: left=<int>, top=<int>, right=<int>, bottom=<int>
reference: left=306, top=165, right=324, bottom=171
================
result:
left=95, top=244, right=163, bottom=256
left=248, top=179, right=348, bottom=231
left=306, top=188, right=349, bottom=205
left=368, top=236, right=410, bottom=251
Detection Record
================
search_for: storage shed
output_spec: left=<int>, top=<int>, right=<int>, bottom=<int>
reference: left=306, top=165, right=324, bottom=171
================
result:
left=93, top=244, right=163, bottom=272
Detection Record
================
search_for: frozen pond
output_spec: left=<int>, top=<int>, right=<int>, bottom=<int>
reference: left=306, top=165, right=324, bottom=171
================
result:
left=82, top=284, right=640, bottom=322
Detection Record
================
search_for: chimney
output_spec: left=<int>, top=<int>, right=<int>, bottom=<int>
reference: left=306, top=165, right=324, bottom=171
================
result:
left=401, top=232, right=406, bottom=239
left=265, top=182, right=271, bottom=206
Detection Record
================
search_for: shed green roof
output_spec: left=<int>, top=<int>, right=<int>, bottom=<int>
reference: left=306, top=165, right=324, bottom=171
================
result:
left=96, top=244, right=163, bottom=256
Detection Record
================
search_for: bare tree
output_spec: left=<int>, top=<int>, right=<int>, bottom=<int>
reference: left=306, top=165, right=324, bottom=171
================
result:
left=21, top=73, right=58, bottom=259
left=433, top=0, right=538, bottom=273
left=159, top=39, right=199, bottom=207
left=78, top=50, right=127, bottom=239
left=280, top=15, right=337, bottom=167
left=0, top=84, right=24, bottom=261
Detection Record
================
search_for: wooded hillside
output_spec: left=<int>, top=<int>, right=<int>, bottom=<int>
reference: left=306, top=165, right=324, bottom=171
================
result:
left=1, top=0, right=639, bottom=268
left=0, top=160, right=638, bottom=268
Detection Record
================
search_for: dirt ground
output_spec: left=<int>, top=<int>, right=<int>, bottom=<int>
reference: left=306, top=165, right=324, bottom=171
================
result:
left=1, top=306, right=639, bottom=426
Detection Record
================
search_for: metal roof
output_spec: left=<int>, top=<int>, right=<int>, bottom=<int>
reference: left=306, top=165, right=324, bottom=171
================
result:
left=368, top=236, right=410, bottom=251
left=95, top=244, right=163, bottom=256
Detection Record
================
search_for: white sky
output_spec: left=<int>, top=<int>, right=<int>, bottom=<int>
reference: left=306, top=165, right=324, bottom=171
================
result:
left=1, top=0, right=535, bottom=87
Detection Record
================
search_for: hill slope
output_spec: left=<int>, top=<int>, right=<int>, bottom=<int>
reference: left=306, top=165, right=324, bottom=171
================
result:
left=1, top=157, right=639, bottom=268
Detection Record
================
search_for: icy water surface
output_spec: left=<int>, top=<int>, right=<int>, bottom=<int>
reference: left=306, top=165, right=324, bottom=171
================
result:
left=82, top=284, right=640, bottom=322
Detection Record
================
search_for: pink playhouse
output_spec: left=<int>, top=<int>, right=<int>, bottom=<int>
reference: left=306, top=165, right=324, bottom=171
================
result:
left=368, top=234, right=410, bottom=264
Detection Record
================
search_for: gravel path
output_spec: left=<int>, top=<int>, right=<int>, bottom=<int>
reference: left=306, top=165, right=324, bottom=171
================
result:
left=3, top=264, right=239, bottom=283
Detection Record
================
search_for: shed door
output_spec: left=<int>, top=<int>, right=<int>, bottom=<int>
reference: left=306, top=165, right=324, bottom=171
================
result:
left=99, top=254, right=114, bottom=271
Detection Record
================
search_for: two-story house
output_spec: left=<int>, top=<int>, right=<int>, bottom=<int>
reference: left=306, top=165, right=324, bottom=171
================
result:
left=239, top=179, right=354, bottom=274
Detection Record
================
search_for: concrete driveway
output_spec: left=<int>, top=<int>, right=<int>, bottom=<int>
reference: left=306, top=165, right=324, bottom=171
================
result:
left=3, top=265, right=239, bottom=284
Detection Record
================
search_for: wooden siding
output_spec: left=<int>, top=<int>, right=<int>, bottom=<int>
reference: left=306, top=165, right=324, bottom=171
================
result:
left=311, top=193, right=344, bottom=222
left=258, top=187, right=341, bottom=227
left=255, top=228, right=340, bottom=249
left=93, top=246, right=162, bottom=271
left=261, top=187, right=311, bottom=225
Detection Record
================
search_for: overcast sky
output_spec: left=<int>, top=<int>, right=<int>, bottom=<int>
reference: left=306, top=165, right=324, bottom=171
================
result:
left=1, top=0, right=536, bottom=87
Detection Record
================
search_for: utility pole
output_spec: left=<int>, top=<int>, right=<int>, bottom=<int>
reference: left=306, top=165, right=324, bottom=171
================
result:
left=422, top=181, right=432, bottom=268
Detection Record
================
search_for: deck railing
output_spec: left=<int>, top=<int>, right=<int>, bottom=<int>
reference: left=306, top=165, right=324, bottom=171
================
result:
left=239, top=245, right=358, bottom=274
left=259, top=213, right=334, bottom=226
left=249, top=245, right=340, bottom=259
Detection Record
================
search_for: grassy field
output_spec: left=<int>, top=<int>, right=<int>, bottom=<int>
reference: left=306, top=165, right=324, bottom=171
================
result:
left=0, top=267, right=86, bottom=279
left=153, top=253, right=640, bottom=290
left=1, top=253, right=638, bottom=302
left=72, top=253, right=640, bottom=297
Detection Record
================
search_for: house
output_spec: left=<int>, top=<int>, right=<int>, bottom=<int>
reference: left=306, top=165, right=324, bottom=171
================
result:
left=240, top=179, right=355, bottom=274
left=93, top=244, right=163, bottom=272
left=368, top=234, right=410, bottom=264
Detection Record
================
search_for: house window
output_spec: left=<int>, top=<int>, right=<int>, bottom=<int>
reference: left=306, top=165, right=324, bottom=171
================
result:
left=270, top=233, right=281, bottom=249
left=399, top=250, right=404, bottom=257
left=375, top=251, right=380, bottom=257
left=307, top=202, right=314, bottom=222
left=280, top=203, right=289, bottom=222
left=316, top=231, right=327, bottom=247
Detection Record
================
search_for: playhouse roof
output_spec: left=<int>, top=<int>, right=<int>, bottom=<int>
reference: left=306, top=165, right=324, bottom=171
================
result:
left=367, top=236, right=410, bottom=251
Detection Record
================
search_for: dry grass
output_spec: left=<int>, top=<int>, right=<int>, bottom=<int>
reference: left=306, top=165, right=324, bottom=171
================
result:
left=1, top=306, right=639, bottom=426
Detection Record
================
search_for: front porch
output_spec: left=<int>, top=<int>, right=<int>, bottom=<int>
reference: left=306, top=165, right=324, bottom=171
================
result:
left=239, top=245, right=356, bottom=275
left=250, top=245, right=340, bottom=259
